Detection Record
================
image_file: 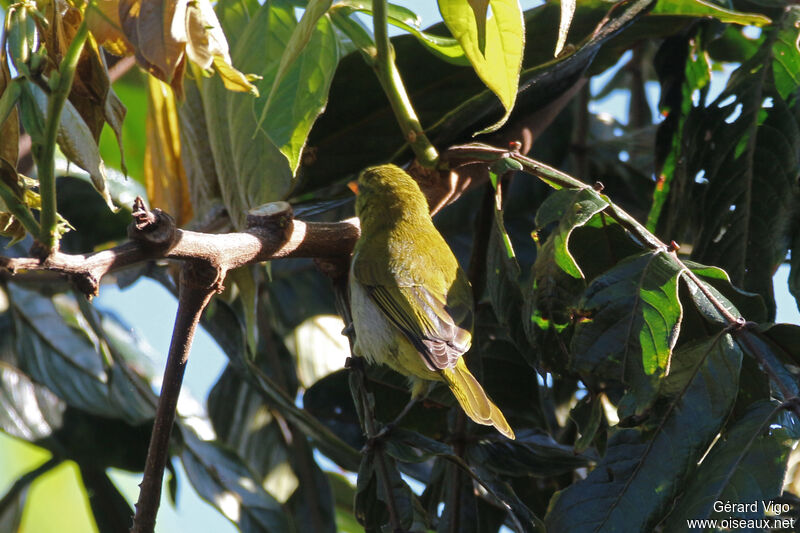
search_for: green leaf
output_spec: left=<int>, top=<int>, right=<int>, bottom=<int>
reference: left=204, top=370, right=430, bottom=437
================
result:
left=662, top=400, right=792, bottom=530
left=545, top=334, right=742, bottom=532
left=200, top=0, right=295, bottom=228
left=572, top=252, right=684, bottom=380
left=772, top=7, right=800, bottom=101
left=681, top=261, right=767, bottom=326
left=355, top=451, right=430, bottom=532
left=180, top=429, right=291, bottom=533
left=28, top=85, right=115, bottom=210
left=649, top=33, right=710, bottom=231
left=650, top=0, right=771, bottom=26
left=685, top=13, right=800, bottom=318
left=255, top=0, right=342, bottom=174
left=535, top=188, right=609, bottom=279
left=437, top=0, right=524, bottom=133
left=332, top=1, right=468, bottom=65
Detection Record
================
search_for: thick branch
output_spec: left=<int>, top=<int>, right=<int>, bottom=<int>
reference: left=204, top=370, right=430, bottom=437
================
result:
left=1, top=200, right=360, bottom=297
left=130, top=262, right=218, bottom=533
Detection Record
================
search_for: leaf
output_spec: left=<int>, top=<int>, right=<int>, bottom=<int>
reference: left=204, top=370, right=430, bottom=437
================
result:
left=7, top=284, right=153, bottom=424
left=355, top=451, right=430, bottom=532
left=437, top=0, right=524, bottom=133
left=178, top=76, right=222, bottom=217
left=0, top=362, right=65, bottom=441
left=180, top=429, right=291, bottom=532
left=650, top=0, right=771, bottom=27
left=686, top=11, right=800, bottom=319
left=0, top=52, right=20, bottom=168
left=466, top=430, right=592, bottom=478
left=85, top=0, right=133, bottom=55
left=681, top=261, right=767, bottom=326
left=118, top=0, right=186, bottom=81
left=535, top=188, right=609, bottom=279
left=285, top=314, right=350, bottom=387
left=571, top=252, right=684, bottom=380
left=254, top=3, right=341, bottom=174
left=185, top=0, right=258, bottom=95
left=145, top=76, right=193, bottom=225
left=77, top=465, right=134, bottom=533
left=649, top=32, right=711, bottom=232
left=662, top=400, right=792, bottom=530
left=772, top=7, right=800, bottom=101
left=555, top=0, right=575, bottom=57
left=28, top=84, right=115, bottom=210
left=299, top=0, right=655, bottom=194
left=331, top=1, right=468, bottom=65
left=199, top=1, right=296, bottom=228
left=545, top=334, right=742, bottom=532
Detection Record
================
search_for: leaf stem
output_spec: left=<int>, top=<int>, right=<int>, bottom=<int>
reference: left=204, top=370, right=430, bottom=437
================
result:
left=36, top=12, right=90, bottom=252
left=372, top=0, right=438, bottom=168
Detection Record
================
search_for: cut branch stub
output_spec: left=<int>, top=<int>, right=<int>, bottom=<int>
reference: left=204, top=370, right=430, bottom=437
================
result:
left=246, top=201, right=294, bottom=238
left=128, top=196, right=178, bottom=249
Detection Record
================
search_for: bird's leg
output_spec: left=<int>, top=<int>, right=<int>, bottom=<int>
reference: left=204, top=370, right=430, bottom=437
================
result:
left=372, top=381, right=433, bottom=442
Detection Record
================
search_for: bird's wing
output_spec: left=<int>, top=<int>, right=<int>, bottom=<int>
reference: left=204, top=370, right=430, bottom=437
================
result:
left=352, top=255, right=470, bottom=371
left=365, top=283, right=471, bottom=371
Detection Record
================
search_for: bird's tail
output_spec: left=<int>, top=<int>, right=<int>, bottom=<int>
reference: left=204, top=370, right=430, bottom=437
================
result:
left=442, top=359, right=515, bottom=439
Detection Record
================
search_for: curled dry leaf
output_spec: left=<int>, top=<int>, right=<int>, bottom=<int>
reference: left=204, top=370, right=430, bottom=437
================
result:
left=86, top=0, right=134, bottom=56
left=117, top=0, right=256, bottom=94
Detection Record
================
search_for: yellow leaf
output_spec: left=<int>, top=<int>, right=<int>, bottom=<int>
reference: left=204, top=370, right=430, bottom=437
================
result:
left=145, top=76, right=193, bottom=225
left=438, top=0, right=524, bottom=134
left=212, top=55, right=259, bottom=95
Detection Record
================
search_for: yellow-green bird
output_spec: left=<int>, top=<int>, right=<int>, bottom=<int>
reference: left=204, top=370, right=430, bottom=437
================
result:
left=348, top=164, right=514, bottom=439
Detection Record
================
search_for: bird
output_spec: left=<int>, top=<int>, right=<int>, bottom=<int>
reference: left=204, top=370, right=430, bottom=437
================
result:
left=348, top=164, right=514, bottom=439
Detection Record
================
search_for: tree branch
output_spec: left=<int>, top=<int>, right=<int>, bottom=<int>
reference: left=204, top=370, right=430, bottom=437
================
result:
left=130, top=261, right=218, bottom=533
left=1, top=199, right=360, bottom=297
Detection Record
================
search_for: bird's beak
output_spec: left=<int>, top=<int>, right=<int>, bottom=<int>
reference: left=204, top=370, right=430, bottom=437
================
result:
left=347, top=181, right=359, bottom=195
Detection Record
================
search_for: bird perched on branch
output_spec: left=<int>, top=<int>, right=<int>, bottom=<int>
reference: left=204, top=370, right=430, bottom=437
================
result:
left=348, top=164, right=514, bottom=439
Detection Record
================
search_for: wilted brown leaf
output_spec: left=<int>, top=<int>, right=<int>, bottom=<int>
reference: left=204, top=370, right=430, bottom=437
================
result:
left=118, top=0, right=256, bottom=93
left=0, top=48, right=20, bottom=168
left=86, top=0, right=133, bottom=56
left=145, top=76, right=192, bottom=224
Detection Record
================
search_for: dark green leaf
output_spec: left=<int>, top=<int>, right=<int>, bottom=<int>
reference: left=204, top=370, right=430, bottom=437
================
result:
left=687, top=13, right=800, bottom=318
left=662, top=401, right=792, bottom=530
left=571, top=252, right=684, bottom=395
left=682, top=261, right=767, bottom=325
left=8, top=284, right=152, bottom=423
left=545, top=334, right=742, bottom=532
left=180, top=429, right=291, bottom=533
left=466, top=430, right=593, bottom=478
left=78, top=465, right=134, bottom=533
